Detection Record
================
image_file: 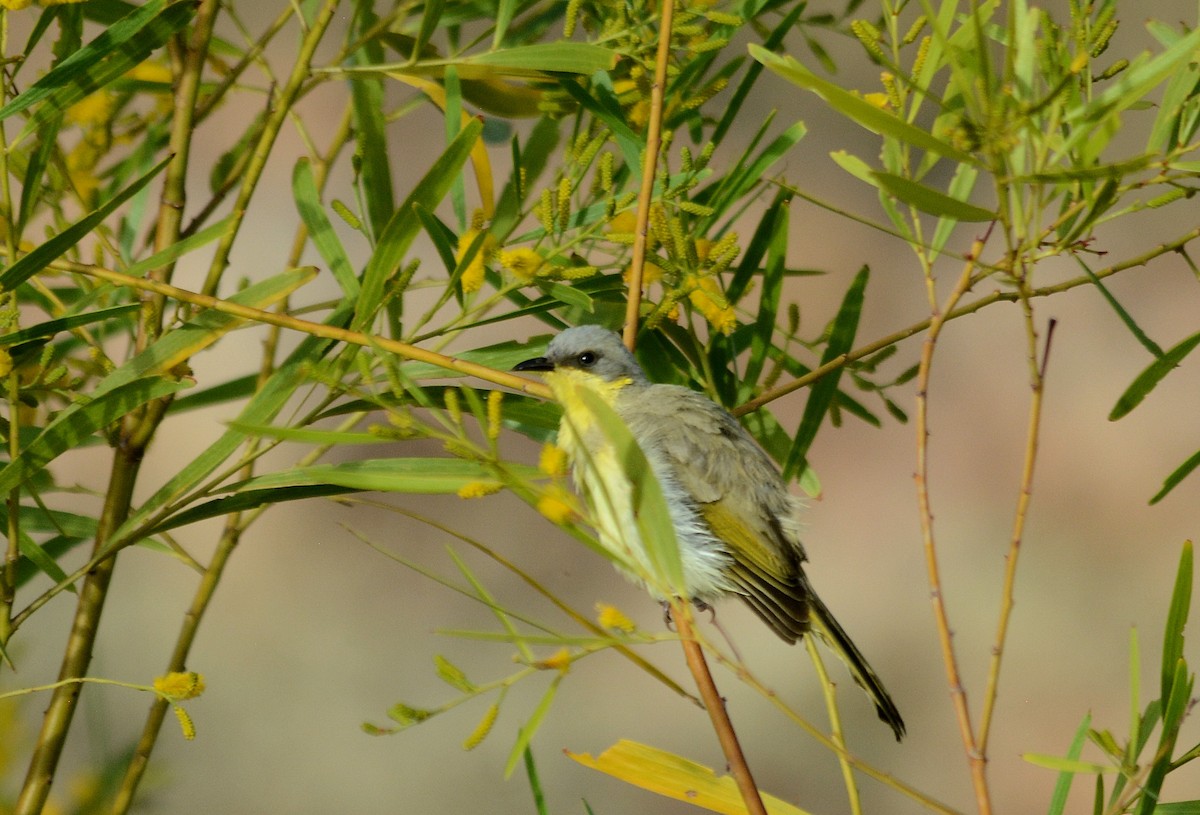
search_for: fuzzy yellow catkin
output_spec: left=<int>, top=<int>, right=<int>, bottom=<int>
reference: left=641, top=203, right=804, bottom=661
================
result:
left=462, top=703, right=499, bottom=750
left=173, top=706, right=196, bottom=741
left=563, top=0, right=581, bottom=37
left=557, top=177, right=572, bottom=232
left=539, top=188, right=554, bottom=234
left=598, top=151, right=614, bottom=191
left=443, top=388, right=462, bottom=425
left=1090, top=18, right=1119, bottom=58
left=486, top=389, right=503, bottom=443
left=850, top=19, right=885, bottom=61
left=902, top=14, right=927, bottom=45
left=911, top=35, right=931, bottom=79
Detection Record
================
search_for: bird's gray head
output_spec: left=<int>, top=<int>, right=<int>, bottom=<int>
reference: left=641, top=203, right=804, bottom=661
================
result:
left=514, top=326, right=649, bottom=384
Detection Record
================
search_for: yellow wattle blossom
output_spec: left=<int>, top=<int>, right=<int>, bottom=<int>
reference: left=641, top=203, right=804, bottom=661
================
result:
left=456, top=229, right=496, bottom=293
left=497, top=247, right=544, bottom=283
left=623, top=261, right=663, bottom=286
left=538, top=443, right=568, bottom=477
left=66, top=90, right=116, bottom=128
left=863, top=92, right=891, bottom=110
left=457, top=481, right=503, bottom=499
left=153, top=671, right=206, bottom=701
left=536, top=487, right=577, bottom=525
left=536, top=647, right=572, bottom=673
left=0, top=0, right=35, bottom=8
left=606, top=210, right=638, bottom=234
left=596, top=603, right=637, bottom=633
left=173, top=705, right=197, bottom=741
left=688, top=275, right=737, bottom=335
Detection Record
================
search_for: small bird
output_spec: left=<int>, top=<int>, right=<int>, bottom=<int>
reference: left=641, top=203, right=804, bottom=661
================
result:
left=515, top=325, right=905, bottom=740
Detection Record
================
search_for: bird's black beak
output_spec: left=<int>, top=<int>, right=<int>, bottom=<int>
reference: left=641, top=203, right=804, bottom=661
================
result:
left=514, top=356, right=554, bottom=372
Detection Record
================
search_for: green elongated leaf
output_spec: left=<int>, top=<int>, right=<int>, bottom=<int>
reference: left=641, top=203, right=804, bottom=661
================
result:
left=702, top=118, right=805, bottom=228
left=1151, top=450, right=1200, bottom=505
left=1061, top=23, right=1200, bottom=159
left=1138, top=660, right=1193, bottom=815
left=830, top=149, right=875, bottom=185
left=1022, top=754, right=1116, bottom=774
left=930, top=162, right=981, bottom=259
left=106, top=300, right=358, bottom=556
left=504, top=674, right=563, bottom=779
left=146, top=484, right=357, bottom=538
left=872, top=172, right=995, bottom=221
left=712, top=1, right=805, bottom=145
left=0, top=376, right=189, bottom=497
left=19, top=110, right=62, bottom=233
left=293, top=159, right=358, bottom=296
left=7, top=2, right=196, bottom=143
left=228, top=458, right=537, bottom=494
left=492, top=116, right=560, bottom=236
left=742, top=195, right=788, bottom=391
left=782, top=266, right=869, bottom=482
left=227, top=423, right=381, bottom=445
left=1048, top=713, right=1094, bottom=815
left=726, top=187, right=788, bottom=303
left=492, top=0, right=516, bottom=49
left=543, top=281, right=594, bottom=312
left=354, top=117, right=484, bottom=331
left=1151, top=802, right=1200, bottom=815
left=15, top=528, right=73, bottom=591
left=0, top=304, right=139, bottom=347
left=381, top=43, right=619, bottom=79
left=350, top=0, right=394, bottom=239
left=122, top=215, right=235, bottom=279
left=228, top=463, right=535, bottom=494
left=444, top=65, right=467, bottom=227
left=557, top=77, right=642, bottom=173
left=1162, top=541, right=1193, bottom=703
left=1109, top=331, right=1200, bottom=420
left=167, top=374, right=258, bottom=415
left=572, top=385, right=683, bottom=597
left=750, top=44, right=973, bottom=164
left=0, top=154, right=171, bottom=291
left=0, top=0, right=164, bottom=121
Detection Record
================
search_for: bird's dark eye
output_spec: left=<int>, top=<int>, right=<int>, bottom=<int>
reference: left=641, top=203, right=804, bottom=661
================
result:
left=578, top=351, right=597, bottom=367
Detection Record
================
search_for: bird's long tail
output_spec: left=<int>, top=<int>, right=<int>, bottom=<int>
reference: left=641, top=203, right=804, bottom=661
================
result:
left=807, top=591, right=906, bottom=741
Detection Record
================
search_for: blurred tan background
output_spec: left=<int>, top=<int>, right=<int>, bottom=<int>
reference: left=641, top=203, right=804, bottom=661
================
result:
left=4, top=2, right=1199, bottom=813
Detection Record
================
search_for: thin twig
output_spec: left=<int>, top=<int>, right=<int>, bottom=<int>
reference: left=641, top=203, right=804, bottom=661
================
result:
left=977, top=315, right=1057, bottom=752
left=805, top=637, right=861, bottom=815
left=673, top=602, right=769, bottom=815
left=622, top=0, right=675, bottom=351
left=914, top=238, right=991, bottom=815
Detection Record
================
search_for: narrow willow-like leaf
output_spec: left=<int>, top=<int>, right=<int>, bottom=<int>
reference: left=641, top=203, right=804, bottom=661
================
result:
left=1047, top=713, right=1094, bottom=815
left=504, top=675, right=563, bottom=779
left=1109, top=331, right=1200, bottom=420
left=1023, top=754, right=1116, bottom=774
left=293, top=158, right=358, bottom=296
left=0, top=155, right=170, bottom=291
left=783, top=266, right=869, bottom=481
left=872, top=172, right=995, bottom=221
left=354, top=117, right=484, bottom=331
left=568, top=740, right=811, bottom=815
left=573, top=385, right=683, bottom=596
left=0, top=376, right=189, bottom=496
left=122, top=215, right=235, bottom=279
left=0, top=0, right=170, bottom=121
left=0, top=305, right=139, bottom=347
left=1151, top=449, right=1200, bottom=505
left=228, top=458, right=536, bottom=494
left=742, top=196, right=787, bottom=391
left=349, top=0, right=394, bottom=239
left=379, top=43, right=619, bottom=80
left=226, top=423, right=381, bottom=445
left=146, top=485, right=357, bottom=538
left=750, top=44, right=973, bottom=164
left=1162, top=541, right=1193, bottom=703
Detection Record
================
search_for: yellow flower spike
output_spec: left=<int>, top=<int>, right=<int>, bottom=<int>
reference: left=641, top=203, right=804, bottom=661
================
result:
left=457, top=481, right=503, bottom=499
left=462, top=702, right=499, bottom=751
left=153, top=671, right=206, bottom=701
left=596, top=603, right=637, bottom=634
left=536, top=647, right=572, bottom=673
left=0, top=348, right=12, bottom=378
left=455, top=229, right=495, bottom=294
left=486, top=390, right=504, bottom=443
left=694, top=238, right=713, bottom=263
left=66, top=91, right=117, bottom=127
left=497, top=247, right=544, bottom=283
left=623, top=261, right=663, bottom=286
left=536, top=487, right=577, bottom=525
left=605, top=209, right=637, bottom=234
left=538, top=443, right=569, bottom=477
left=0, top=0, right=33, bottom=8
left=173, top=705, right=197, bottom=741
left=688, top=276, right=737, bottom=335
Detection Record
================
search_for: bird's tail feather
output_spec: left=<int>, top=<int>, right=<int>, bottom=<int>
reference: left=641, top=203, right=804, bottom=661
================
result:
left=807, top=592, right=906, bottom=741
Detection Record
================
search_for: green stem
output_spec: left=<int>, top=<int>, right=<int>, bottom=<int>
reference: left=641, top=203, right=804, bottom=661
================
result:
left=12, top=445, right=144, bottom=815
left=200, top=0, right=343, bottom=297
